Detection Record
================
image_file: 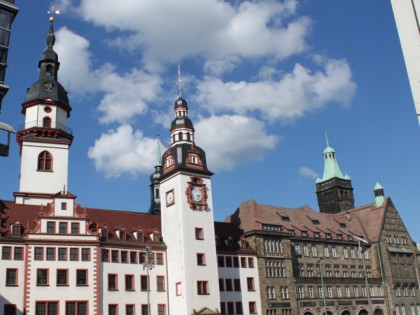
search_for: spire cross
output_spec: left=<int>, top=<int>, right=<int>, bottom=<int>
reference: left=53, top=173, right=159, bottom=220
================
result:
left=47, top=6, right=60, bottom=22
left=178, top=64, right=183, bottom=97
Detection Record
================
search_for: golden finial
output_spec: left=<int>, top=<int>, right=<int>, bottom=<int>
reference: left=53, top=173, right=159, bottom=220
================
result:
left=47, top=6, right=60, bottom=23
left=178, top=64, right=183, bottom=97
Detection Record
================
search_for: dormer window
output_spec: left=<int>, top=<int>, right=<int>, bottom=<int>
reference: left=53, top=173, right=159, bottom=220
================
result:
left=326, top=233, right=332, bottom=239
left=337, top=234, right=343, bottom=240
left=312, top=220, right=320, bottom=225
left=240, top=239, right=247, bottom=248
left=61, top=202, right=67, bottom=210
left=314, top=232, right=320, bottom=238
left=151, top=232, right=159, bottom=243
left=117, top=229, right=126, bottom=240
left=11, top=222, right=21, bottom=236
left=339, top=223, right=346, bottom=228
left=100, top=227, right=108, bottom=241
left=165, top=156, right=174, bottom=168
left=302, top=231, right=308, bottom=237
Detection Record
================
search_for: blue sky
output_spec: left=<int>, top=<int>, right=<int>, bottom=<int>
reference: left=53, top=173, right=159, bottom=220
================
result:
left=1, top=0, right=420, bottom=243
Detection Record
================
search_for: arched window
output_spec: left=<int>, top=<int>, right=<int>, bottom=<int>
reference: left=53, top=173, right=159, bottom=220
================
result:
left=43, top=117, right=51, bottom=128
left=178, top=132, right=183, bottom=141
left=46, top=64, right=53, bottom=76
left=38, top=151, right=53, bottom=171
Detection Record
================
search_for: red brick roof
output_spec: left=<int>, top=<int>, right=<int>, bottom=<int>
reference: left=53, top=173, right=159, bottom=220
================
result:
left=225, top=198, right=389, bottom=243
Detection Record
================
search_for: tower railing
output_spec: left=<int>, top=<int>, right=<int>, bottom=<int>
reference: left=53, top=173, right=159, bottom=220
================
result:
left=18, top=121, right=73, bottom=135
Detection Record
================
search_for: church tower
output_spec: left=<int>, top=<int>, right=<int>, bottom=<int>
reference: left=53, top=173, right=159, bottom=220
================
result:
left=148, top=135, right=163, bottom=215
left=316, top=135, right=354, bottom=214
left=15, top=16, right=73, bottom=205
left=159, top=71, right=220, bottom=314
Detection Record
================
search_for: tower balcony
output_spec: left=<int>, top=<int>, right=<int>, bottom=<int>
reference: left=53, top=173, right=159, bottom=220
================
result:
left=16, top=120, right=73, bottom=145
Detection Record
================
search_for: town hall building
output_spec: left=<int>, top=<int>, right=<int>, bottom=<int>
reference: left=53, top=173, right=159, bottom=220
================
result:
left=0, top=13, right=419, bottom=315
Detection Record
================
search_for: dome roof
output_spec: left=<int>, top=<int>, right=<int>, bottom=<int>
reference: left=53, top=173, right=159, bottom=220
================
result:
left=24, top=78, right=70, bottom=107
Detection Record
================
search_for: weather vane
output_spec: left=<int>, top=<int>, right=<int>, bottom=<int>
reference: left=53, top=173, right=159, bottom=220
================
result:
left=178, top=64, right=183, bottom=97
left=47, top=6, right=60, bottom=22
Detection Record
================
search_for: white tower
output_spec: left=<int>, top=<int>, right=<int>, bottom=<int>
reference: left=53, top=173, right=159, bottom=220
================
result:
left=160, top=95, right=221, bottom=315
left=15, top=16, right=73, bottom=205
left=391, top=0, right=420, bottom=124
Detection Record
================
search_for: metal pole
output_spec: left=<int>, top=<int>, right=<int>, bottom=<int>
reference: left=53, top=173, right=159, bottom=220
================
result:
left=319, top=258, right=327, bottom=315
left=144, top=246, right=154, bottom=315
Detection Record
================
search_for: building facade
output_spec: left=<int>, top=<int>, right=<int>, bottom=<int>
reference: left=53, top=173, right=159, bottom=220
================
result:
left=0, top=13, right=419, bottom=315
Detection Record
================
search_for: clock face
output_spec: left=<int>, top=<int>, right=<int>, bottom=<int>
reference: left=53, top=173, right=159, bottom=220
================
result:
left=166, top=190, right=174, bottom=205
left=191, top=187, right=202, bottom=202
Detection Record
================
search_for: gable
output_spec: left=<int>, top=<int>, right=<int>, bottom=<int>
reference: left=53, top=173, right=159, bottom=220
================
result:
left=192, top=307, right=220, bottom=315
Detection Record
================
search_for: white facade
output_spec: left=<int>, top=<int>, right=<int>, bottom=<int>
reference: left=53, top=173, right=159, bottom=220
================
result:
left=160, top=171, right=221, bottom=314
left=391, top=0, right=420, bottom=123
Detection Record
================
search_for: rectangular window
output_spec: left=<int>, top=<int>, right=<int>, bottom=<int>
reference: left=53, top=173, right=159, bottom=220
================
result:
left=126, top=305, right=135, bottom=315
left=56, top=269, right=68, bottom=286
left=248, top=257, right=254, bottom=268
left=2, top=246, right=11, bottom=259
left=225, top=256, right=232, bottom=267
left=77, top=270, right=88, bottom=286
left=157, top=275, right=165, bottom=291
left=197, top=281, right=209, bottom=295
left=318, top=286, right=323, bottom=298
left=108, top=274, right=117, bottom=290
left=59, top=222, right=68, bottom=234
left=35, top=302, right=57, bottom=315
left=47, top=221, right=55, bottom=233
left=108, top=305, right=118, bottom=315
left=267, top=286, right=275, bottom=299
left=354, top=286, right=359, bottom=297
left=311, top=245, right=317, bottom=257
left=303, top=245, right=309, bottom=256
left=225, top=279, right=233, bottom=291
left=219, top=278, right=224, bottom=291
left=70, top=248, right=79, bottom=261
left=141, top=305, right=149, bottom=315
left=227, top=302, right=234, bottom=315
left=34, top=247, right=44, bottom=260
left=324, top=246, right=329, bottom=257
left=249, top=302, right=256, bottom=314
left=4, top=305, right=17, bottom=315
left=58, top=248, right=67, bottom=261
left=298, top=286, right=304, bottom=298
left=156, top=253, right=164, bottom=265
left=195, top=227, right=204, bottom=240
left=176, top=282, right=182, bottom=296
left=71, top=223, right=79, bottom=235
left=236, top=302, right=243, bottom=315
left=6, top=269, right=17, bottom=286
left=37, top=269, right=48, bottom=286
left=65, top=302, right=87, bottom=315
left=158, top=304, right=165, bottom=315
left=197, top=253, right=206, bottom=266
left=14, top=247, right=23, bottom=260
left=234, top=278, right=241, bottom=291
left=240, top=257, right=247, bottom=268
left=308, top=286, right=314, bottom=298
left=61, top=202, right=67, bottom=210
left=332, top=246, right=337, bottom=258
left=139, top=252, right=146, bottom=264
left=125, top=274, right=134, bottom=290
left=111, top=250, right=119, bottom=263
left=130, top=251, right=137, bottom=264
left=101, top=249, right=109, bottom=262
left=217, top=255, right=225, bottom=267
left=46, top=247, right=55, bottom=261
left=141, top=275, right=149, bottom=291
left=121, top=251, right=128, bottom=263
left=247, top=277, right=255, bottom=291
left=233, top=256, right=239, bottom=268
left=327, top=286, right=333, bottom=298
left=81, top=248, right=90, bottom=261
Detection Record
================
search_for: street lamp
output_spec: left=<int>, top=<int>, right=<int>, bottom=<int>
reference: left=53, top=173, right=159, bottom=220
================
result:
left=143, top=246, right=154, bottom=315
left=352, top=235, right=372, bottom=314
left=317, top=258, right=327, bottom=315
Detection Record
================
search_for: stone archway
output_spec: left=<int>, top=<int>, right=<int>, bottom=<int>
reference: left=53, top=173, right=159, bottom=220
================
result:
left=304, top=311, right=314, bottom=315
left=374, top=309, right=384, bottom=315
left=321, top=311, right=333, bottom=315
left=341, top=310, right=352, bottom=315
left=358, top=309, right=368, bottom=315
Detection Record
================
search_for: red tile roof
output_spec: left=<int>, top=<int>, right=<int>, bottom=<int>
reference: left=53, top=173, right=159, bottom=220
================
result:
left=225, top=198, right=389, bottom=243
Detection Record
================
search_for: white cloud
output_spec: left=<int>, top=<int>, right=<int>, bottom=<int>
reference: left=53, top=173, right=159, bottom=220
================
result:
left=195, top=58, right=356, bottom=122
left=299, top=167, right=318, bottom=179
left=54, top=27, right=163, bottom=124
left=87, top=125, right=161, bottom=178
left=59, top=0, right=311, bottom=72
left=195, top=115, right=278, bottom=171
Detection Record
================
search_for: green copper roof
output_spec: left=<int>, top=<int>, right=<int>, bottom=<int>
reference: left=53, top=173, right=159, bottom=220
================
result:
left=155, top=134, right=162, bottom=167
left=321, top=145, right=346, bottom=181
left=374, top=182, right=383, bottom=190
